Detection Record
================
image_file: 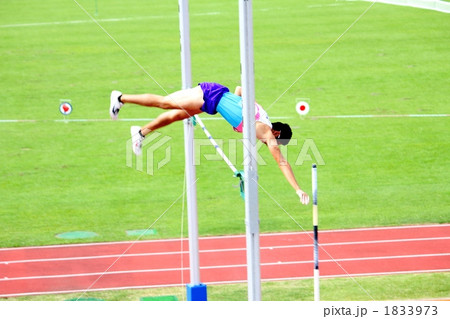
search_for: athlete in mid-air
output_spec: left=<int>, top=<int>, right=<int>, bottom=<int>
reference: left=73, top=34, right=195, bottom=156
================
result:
left=109, top=82, right=310, bottom=205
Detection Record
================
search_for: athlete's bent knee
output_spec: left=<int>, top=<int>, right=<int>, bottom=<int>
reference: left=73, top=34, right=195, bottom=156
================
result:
left=160, top=96, right=178, bottom=109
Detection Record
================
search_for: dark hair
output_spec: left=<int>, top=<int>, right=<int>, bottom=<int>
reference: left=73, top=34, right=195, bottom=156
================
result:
left=272, top=122, right=292, bottom=146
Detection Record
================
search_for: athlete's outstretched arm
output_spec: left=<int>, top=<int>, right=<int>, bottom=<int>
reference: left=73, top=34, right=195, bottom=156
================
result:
left=256, top=124, right=310, bottom=205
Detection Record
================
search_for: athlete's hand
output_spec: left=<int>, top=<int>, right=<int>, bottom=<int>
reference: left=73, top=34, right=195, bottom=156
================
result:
left=296, top=189, right=310, bottom=205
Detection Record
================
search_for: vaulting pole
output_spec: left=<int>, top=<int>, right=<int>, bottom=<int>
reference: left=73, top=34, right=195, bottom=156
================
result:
left=312, top=164, right=320, bottom=301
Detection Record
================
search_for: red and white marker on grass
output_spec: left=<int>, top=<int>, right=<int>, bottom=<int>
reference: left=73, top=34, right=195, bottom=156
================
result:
left=296, top=101, right=310, bottom=115
left=59, top=102, right=73, bottom=116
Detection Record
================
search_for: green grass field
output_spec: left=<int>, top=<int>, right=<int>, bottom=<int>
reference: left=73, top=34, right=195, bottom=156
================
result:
left=0, top=0, right=449, bottom=301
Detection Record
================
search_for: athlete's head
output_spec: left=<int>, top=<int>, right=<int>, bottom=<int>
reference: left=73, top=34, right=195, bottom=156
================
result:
left=271, top=122, right=292, bottom=146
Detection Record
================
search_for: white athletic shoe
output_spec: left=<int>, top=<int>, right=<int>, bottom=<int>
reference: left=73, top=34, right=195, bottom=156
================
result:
left=110, top=90, right=123, bottom=120
left=130, top=126, right=144, bottom=156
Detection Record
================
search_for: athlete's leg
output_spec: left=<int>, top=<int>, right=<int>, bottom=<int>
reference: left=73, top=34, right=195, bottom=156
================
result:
left=140, top=109, right=201, bottom=136
left=121, top=86, right=204, bottom=115
left=130, top=108, right=202, bottom=155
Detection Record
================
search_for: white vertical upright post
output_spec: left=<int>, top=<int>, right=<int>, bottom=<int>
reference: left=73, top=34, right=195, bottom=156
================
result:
left=239, top=0, right=261, bottom=301
left=179, top=0, right=206, bottom=301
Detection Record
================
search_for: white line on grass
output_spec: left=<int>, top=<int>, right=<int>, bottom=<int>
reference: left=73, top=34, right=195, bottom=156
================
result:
left=0, top=114, right=448, bottom=124
left=0, top=12, right=221, bottom=29
left=310, top=113, right=450, bottom=119
left=359, top=0, right=450, bottom=14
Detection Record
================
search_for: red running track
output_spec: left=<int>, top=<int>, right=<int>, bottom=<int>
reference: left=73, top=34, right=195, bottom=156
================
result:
left=0, top=224, right=449, bottom=297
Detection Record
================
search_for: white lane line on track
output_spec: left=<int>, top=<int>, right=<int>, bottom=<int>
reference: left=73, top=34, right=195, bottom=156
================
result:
left=1, top=236, right=449, bottom=265
left=1, top=224, right=448, bottom=252
left=2, top=253, right=449, bottom=282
